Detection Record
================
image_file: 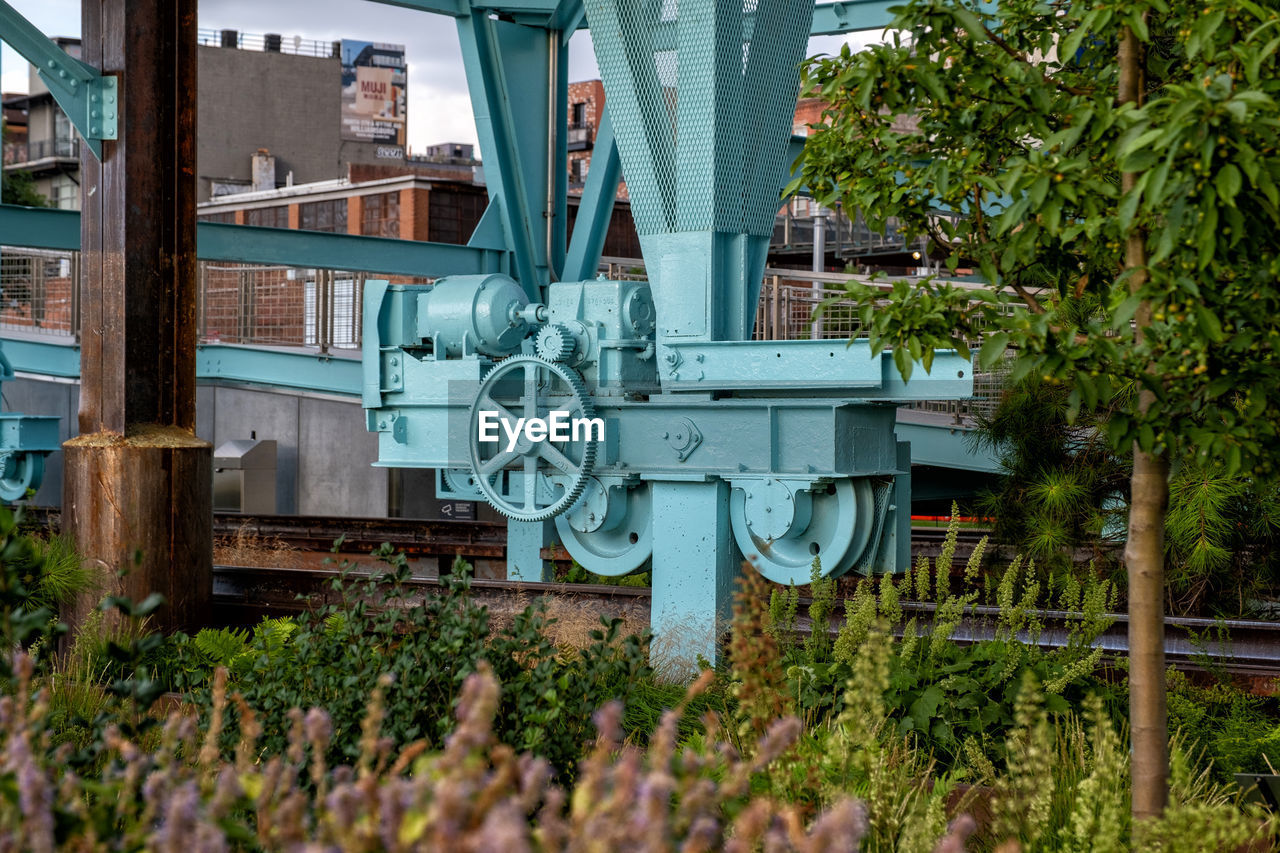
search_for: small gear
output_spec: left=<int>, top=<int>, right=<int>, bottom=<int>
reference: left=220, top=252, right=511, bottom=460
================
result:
left=535, top=324, right=575, bottom=362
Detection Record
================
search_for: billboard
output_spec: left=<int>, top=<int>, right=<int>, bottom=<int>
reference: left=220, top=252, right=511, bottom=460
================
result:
left=340, top=40, right=407, bottom=146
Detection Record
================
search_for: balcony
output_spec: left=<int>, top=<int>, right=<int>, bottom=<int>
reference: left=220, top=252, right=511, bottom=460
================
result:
left=4, top=137, right=79, bottom=169
left=567, top=124, right=593, bottom=151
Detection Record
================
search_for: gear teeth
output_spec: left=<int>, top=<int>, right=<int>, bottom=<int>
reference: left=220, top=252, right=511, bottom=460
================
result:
left=469, top=355, right=597, bottom=523
left=536, top=324, right=574, bottom=362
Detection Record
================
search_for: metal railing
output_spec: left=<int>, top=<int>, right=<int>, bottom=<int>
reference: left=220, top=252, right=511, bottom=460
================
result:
left=6, top=137, right=79, bottom=164
left=0, top=246, right=432, bottom=354
left=751, top=273, right=1006, bottom=420
left=196, top=29, right=340, bottom=58
left=567, top=125, right=593, bottom=149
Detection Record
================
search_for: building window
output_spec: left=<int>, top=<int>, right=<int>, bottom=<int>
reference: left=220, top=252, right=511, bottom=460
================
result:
left=198, top=211, right=236, bottom=224
left=49, top=174, right=79, bottom=211
left=571, top=102, right=587, bottom=127
left=428, top=189, right=486, bottom=245
left=362, top=192, right=400, bottom=238
left=299, top=199, right=348, bottom=233
left=244, top=206, right=289, bottom=228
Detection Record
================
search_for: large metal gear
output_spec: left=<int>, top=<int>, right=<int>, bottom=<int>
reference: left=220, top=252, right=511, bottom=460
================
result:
left=467, top=355, right=598, bottom=522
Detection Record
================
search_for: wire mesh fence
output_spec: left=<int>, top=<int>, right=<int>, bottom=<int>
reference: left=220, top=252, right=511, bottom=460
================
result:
left=0, top=248, right=78, bottom=337
left=0, top=246, right=1005, bottom=418
left=1, top=247, right=431, bottom=353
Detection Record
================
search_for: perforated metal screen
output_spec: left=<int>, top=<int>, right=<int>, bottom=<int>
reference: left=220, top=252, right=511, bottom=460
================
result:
left=586, top=0, right=812, bottom=237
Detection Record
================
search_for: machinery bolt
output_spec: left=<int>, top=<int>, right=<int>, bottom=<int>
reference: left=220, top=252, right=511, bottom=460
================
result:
left=765, top=507, right=772, bottom=513
left=379, top=421, right=387, bottom=429
left=662, top=431, right=669, bottom=439
left=92, top=110, right=99, bottom=118
left=107, top=112, right=115, bottom=120
left=91, top=94, right=98, bottom=103
left=107, top=94, right=116, bottom=103
left=390, top=357, right=399, bottom=366
left=47, top=60, right=55, bottom=68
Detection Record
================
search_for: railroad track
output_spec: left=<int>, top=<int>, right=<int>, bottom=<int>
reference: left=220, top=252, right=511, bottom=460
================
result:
left=25, top=508, right=990, bottom=571
left=210, top=563, right=1280, bottom=688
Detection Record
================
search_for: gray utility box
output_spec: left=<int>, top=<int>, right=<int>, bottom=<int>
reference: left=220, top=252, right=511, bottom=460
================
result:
left=213, top=439, right=277, bottom=514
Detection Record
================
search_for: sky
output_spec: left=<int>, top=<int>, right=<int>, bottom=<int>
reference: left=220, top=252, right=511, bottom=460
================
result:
left=1, top=0, right=885, bottom=152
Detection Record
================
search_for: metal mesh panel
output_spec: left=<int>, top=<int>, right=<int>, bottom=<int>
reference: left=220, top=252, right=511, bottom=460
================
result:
left=586, top=0, right=811, bottom=237
left=0, top=248, right=77, bottom=337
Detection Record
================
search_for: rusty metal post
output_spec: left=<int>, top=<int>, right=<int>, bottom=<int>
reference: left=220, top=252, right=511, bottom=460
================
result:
left=64, top=0, right=211, bottom=634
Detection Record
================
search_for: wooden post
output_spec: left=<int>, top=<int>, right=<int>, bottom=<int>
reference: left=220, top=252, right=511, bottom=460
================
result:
left=64, top=0, right=211, bottom=634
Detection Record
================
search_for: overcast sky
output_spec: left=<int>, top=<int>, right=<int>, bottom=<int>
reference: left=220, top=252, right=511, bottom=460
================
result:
left=1, top=0, right=882, bottom=151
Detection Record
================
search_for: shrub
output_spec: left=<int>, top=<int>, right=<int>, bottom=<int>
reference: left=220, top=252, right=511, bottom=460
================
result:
left=179, top=549, right=651, bottom=780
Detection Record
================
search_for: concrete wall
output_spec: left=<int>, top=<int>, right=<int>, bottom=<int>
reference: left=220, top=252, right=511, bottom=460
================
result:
left=196, top=47, right=399, bottom=203
left=197, top=47, right=341, bottom=201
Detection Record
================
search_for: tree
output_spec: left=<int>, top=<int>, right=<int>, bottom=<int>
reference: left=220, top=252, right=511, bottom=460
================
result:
left=795, top=0, right=1280, bottom=822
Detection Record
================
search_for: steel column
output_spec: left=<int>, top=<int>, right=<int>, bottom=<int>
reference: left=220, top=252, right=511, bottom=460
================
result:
left=506, top=518, right=554, bottom=581
left=64, top=0, right=211, bottom=635
left=649, top=480, right=740, bottom=673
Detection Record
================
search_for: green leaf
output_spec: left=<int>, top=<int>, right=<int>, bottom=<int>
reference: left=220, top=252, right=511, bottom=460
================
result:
left=1215, top=163, right=1242, bottom=204
left=978, top=333, right=1010, bottom=368
left=1193, top=304, right=1224, bottom=343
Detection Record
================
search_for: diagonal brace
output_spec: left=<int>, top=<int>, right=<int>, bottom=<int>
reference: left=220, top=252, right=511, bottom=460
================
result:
left=0, top=0, right=118, bottom=160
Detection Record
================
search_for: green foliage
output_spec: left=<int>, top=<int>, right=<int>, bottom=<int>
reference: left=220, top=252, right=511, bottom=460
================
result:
left=795, top=0, right=1280, bottom=476
left=974, top=378, right=1129, bottom=569
left=0, top=168, right=48, bottom=208
left=1164, top=464, right=1280, bottom=614
left=974, top=376, right=1280, bottom=613
left=770, top=516, right=1118, bottom=770
left=0, top=507, right=62, bottom=680
left=1166, top=668, right=1280, bottom=780
left=179, top=548, right=650, bottom=780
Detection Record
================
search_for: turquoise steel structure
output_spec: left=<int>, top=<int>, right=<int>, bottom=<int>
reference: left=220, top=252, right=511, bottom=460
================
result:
left=359, top=0, right=973, bottom=664
left=1, top=0, right=982, bottom=661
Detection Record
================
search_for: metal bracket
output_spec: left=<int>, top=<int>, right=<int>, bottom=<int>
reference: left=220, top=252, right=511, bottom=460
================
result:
left=0, top=0, right=119, bottom=160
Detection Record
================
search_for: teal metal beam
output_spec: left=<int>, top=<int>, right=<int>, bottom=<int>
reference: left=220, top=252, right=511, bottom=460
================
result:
left=0, top=336, right=80, bottom=377
left=894, top=416, right=1002, bottom=473
left=365, top=0, right=897, bottom=36
left=810, top=1, right=898, bottom=34
left=456, top=12, right=560, bottom=296
left=0, top=335, right=363, bottom=397
left=197, top=346, right=361, bottom=396
left=0, top=205, right=79, bottom=250
left=0, top=0, right=118, bottom=159
left=196, top=222, right=505, bottom=277
left=0, top=205, right=505, bottom=276
left=562, top=108, right=620, bottom=281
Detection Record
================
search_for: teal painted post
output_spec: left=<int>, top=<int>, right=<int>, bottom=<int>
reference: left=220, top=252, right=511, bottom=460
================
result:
left=506, top=518, right=553, bottom=581
left=649, top=480, right=740, bottom=672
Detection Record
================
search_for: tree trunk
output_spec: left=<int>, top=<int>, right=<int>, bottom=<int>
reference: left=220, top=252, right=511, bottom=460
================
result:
left=1119, top=25, right=1169, bottom=821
